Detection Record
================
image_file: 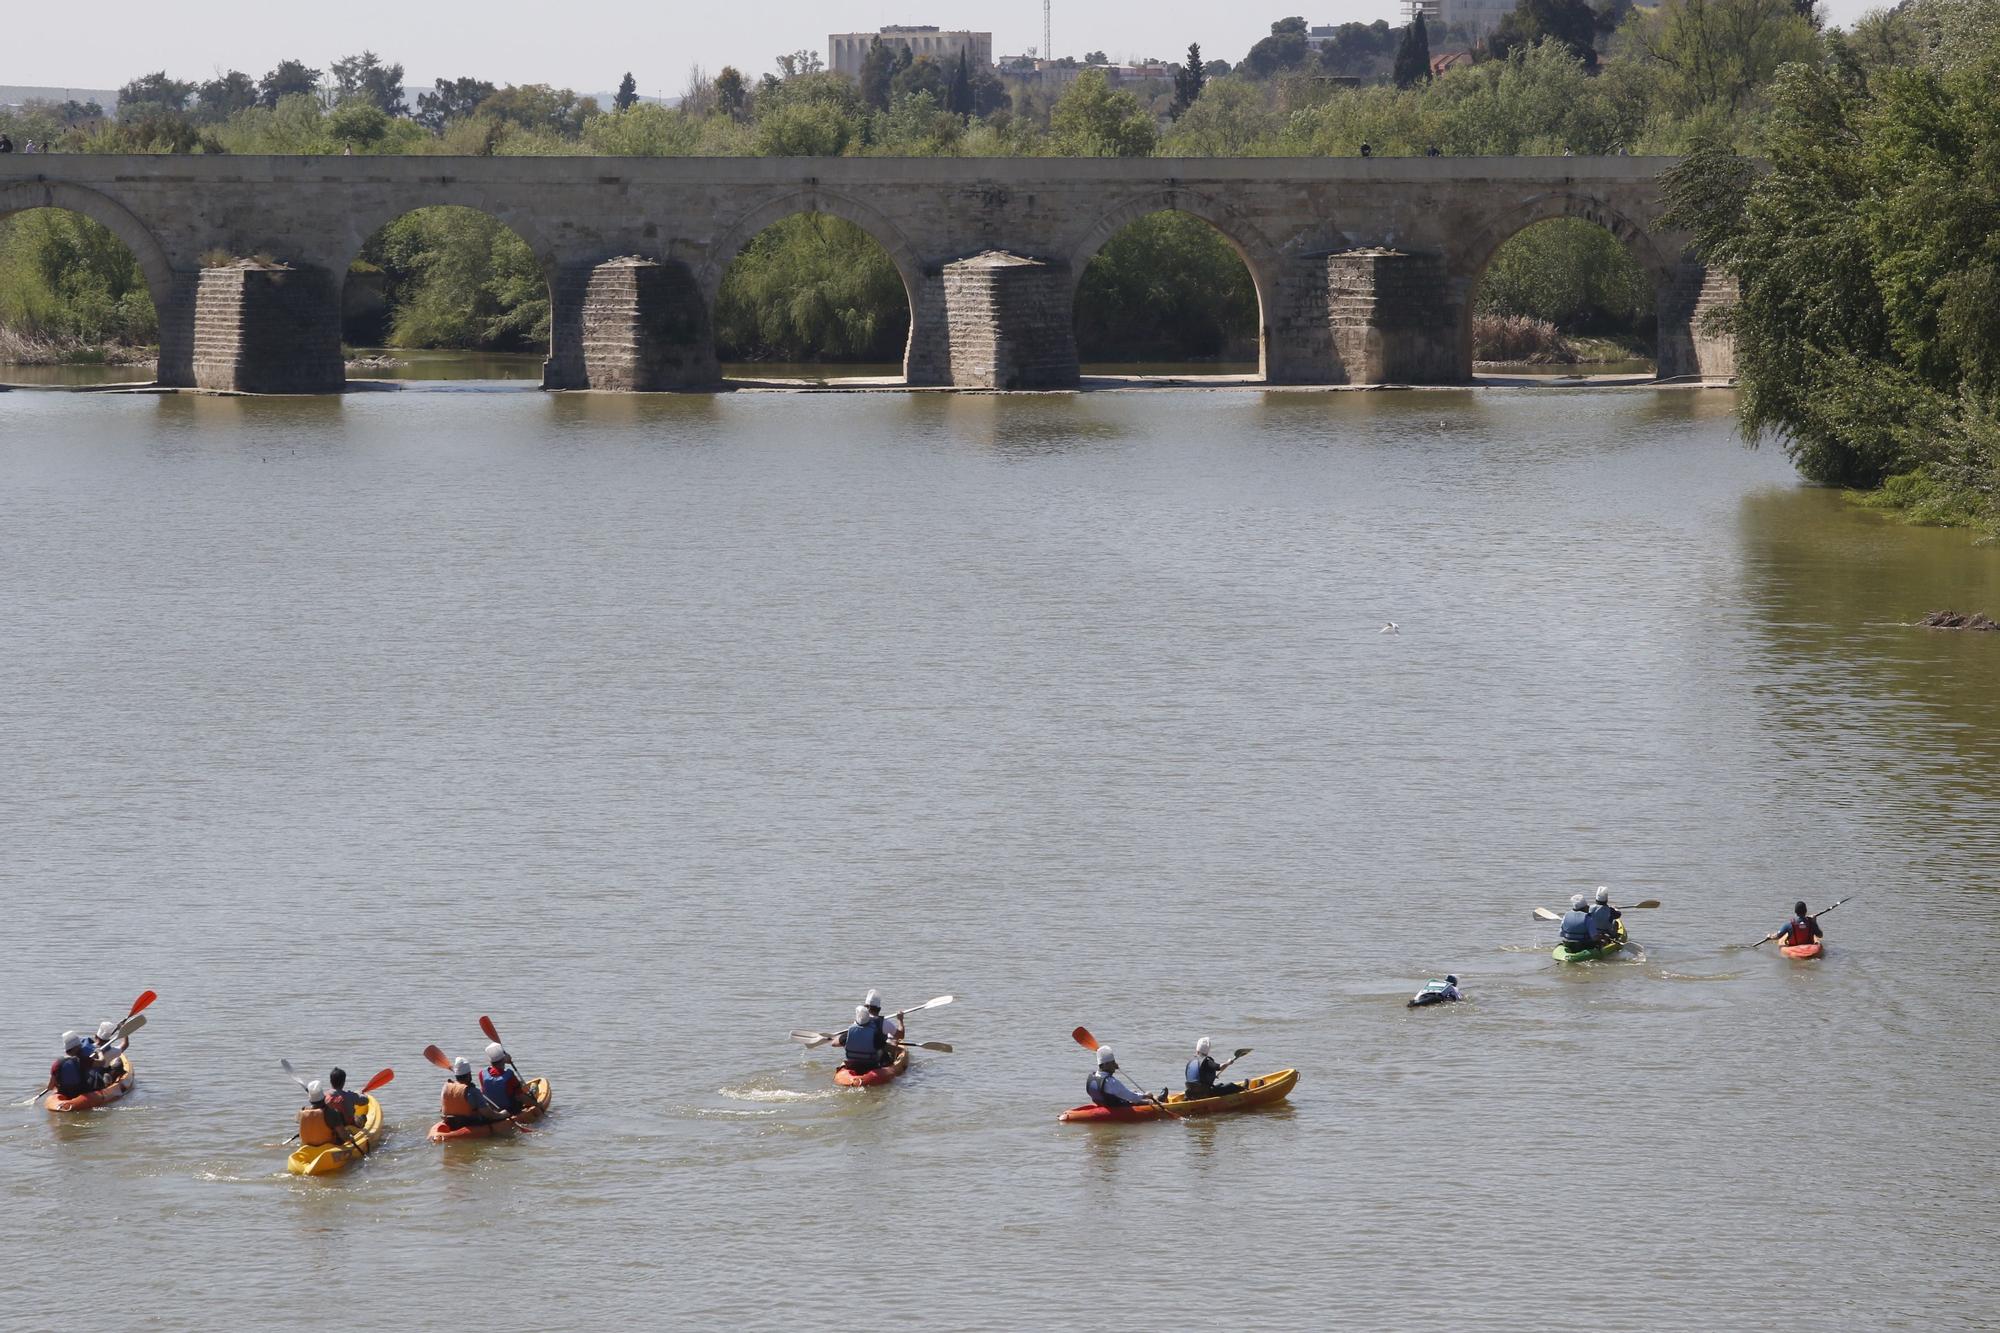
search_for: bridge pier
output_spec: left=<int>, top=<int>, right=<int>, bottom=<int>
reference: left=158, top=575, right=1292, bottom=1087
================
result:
left=1327, top=249, right=1463, bottom=386
left=942, top=251, right=1078, bottom=389
left=1657, top=260, right=1737, bottom=381
left=550, top=256, right=717, bottom=391
left=191, top=260, right=344, bottom=394
left=154, top=271, right=199, bottom=389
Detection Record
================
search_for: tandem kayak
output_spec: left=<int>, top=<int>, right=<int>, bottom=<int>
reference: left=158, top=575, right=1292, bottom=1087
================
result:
left=287, top=1095, right=384, bottom=1176
left=46, top=1055, right=134, bottom=1112
left=427, top=1077, right=551, bottom=1141
left=1553, top=921, right=1628, bottom=964
left=1059, top=1069, right=1300, bottom=1124
left=835, top=1046, right=909, bottom=1088
left=1780, top=940, right=1824, bottom=960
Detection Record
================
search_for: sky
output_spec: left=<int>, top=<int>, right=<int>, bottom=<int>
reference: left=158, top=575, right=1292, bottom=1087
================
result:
left=4, top=0, right=1887, bottom=97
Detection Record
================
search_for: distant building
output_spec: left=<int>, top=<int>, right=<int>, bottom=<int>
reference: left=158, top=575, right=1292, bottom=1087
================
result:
left=829, top=26, right=994, bottom=77
left=995, top=59, right=1170, bottom=90
left=1402, top=0, right=1516, bottom=40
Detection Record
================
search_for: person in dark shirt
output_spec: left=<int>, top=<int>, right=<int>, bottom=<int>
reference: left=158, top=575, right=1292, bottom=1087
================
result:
left=1765, top=901, right=1822, bottom=949
left=1183, top=1036, right=1243, bottom=1099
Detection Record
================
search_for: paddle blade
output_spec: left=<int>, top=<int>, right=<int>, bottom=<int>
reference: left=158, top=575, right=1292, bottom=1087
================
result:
left=423, top=1044, right=454, bottom=1072
left=127, top=990, right=157, bottom=1019
left=362, top=1068, right=394, bottom=1094
left=1233, top=1048, right=1252, bottom=1058
left=118, top=1015, right=146, bottom=1038
left=1627, top=900, right=1661, bottom=910
left=1532, top=907, right=1561, bottom=921
left=478, top=1015, right=501, bottom=1045
left=921, top=995, right=954, bottom=1011
left=1070, top=1026, right=1099, bottom=1052
left=280, top=1058, right=298, bottom=1075
left=908, top=1040, right=954, bottom=1053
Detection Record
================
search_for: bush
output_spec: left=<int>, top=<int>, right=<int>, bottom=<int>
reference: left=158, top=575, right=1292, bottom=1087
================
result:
left=1472, top=313, right=1578, bottom=363
left=714, top=214, right=907, bottom=362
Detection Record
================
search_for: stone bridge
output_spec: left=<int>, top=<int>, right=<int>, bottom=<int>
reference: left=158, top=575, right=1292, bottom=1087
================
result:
left=0, top=154, right=1735, bottom=392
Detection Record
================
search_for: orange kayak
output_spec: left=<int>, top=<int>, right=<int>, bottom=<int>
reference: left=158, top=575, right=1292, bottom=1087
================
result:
left=1780, top=941, right=1824, bottom=959
left=1060, top=1069, right=1299, bottom=1124
left=428, top=1077, right=551, bottom=1141
left=46, top=1056, right=134, bottom=1112
left=834, top=1046, right=908, bottom=1087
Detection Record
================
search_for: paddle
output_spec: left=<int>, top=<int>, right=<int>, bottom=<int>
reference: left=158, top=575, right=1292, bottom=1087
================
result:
left=891, top=995, right=954, bottom=1021
left=789, top=1030, right=955, bottom=1054
left=19, top=991, right=155, bottom=1104
left=279, top=1059, right=367, bottom=1157
left=1534, top=900, right=1660, bottom=921
left=1069, top=1026, right=1183, bottom=1119
left=426, top=1041, right=535, bottom=1134
left=1751, top=896, right=1853, bottom=949
left=1215, top=1046, right=1253, bottom=1073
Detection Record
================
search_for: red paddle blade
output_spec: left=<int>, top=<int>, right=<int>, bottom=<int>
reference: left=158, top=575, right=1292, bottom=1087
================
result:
left=478, top=1015, right=501, bottom=1045
left=423, top=1044, right=453, bottom=1071
left=362, top=1068, right=394, bottom=1094
left=128, top=990, right=158, bottom=1018
left=1070, top=1026, right=1099, bottom=1052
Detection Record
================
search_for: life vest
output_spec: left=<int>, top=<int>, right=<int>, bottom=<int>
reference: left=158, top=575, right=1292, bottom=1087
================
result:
left=326, top=1090, right=363, bottom=1123
left=441, top=1079, right=477, bottom=1118
left=1186, top=1056, right=1217, bottom=1091
left=1559, top=909, right=1594, bottom=944
left=51, top=1056, right=89, bottom=1098
left=1086, top=1071, right=1116, bottom=1107
left=1585, top=904, right=1617, bottom=941
left=298, top=1106, right=339, bottom=1146
left=481, top=1066, right=522, bottom=1114
left=1786, top=917, right=1817, bottom=946
left=844, top=1017, right=884, bottom=1062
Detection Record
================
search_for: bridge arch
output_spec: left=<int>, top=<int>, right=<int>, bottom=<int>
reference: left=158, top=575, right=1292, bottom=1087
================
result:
left=1064, top=189, right=1278, bottom=379
left=0, top=180, right=178, bottom=316
left=335, top=203, right=556, bottom=363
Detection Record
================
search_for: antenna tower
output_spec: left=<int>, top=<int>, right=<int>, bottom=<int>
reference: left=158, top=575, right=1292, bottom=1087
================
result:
left=1043, top=0, right=1052, bottom=61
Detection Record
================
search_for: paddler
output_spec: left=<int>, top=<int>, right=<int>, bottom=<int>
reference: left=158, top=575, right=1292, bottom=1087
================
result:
left=324, top=1067, right=367, bottom=1125
left=1557, top=893, right=1595, bottom=950
left=87, top=1019, right=127, bottom=1088
left=832, top=1005, right=890, bottom=1074
left=480, top=1042, right=525, bottom=1116
left=1586, top=886, right=1622, bottom=945
left=863, top=990, right=904, bottom=1048
left=47, top=1031, right=93, bottom=1100
left=439, top=1055, right=496, bottom=1131
left=1408, top=975, right=1463, bottom=1007
left=1184, top=1037, right=1243, bottom=1099
left=1085, top=1047, right=1153, bottom=1109
left=1764, top=900, right=1822, bottom=950
left=297, top=1080, right=355, bottom=1151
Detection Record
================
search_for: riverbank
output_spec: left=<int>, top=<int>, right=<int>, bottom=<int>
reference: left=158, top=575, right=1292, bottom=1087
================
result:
left=0, top=328, right=154, bottom=368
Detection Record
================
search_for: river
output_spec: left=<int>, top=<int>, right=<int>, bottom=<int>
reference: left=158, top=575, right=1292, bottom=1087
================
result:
left=2, top=384, right=1996, bottom=1328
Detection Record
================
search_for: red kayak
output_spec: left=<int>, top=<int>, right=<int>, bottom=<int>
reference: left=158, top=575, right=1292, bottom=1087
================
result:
left=427, top=1077, right=551, bottom=1141
left=834, top=1047, right=909, bottom=1087
left=1780, top=941, right=1824, bottom=959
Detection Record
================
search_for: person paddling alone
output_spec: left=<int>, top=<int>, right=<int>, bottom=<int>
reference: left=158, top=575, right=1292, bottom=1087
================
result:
left=1184, top=1037, right=1243, bottom=1099
left=832, top=1005, right=890, bottom=1075
left=1765, top=901, right=1822, bottom=951
left=1085, top=1047, right=1152, bottom=1109
left=1408, top=974, right=1463, bottom=1007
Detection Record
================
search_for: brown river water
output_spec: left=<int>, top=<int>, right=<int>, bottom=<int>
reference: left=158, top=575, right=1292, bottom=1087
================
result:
left=2, top=383, right=1997, bottom=1328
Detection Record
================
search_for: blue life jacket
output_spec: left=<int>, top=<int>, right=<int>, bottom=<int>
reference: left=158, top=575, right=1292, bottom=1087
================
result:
left=53, top=1055, right=89, bottom=1097
left=844, top=1017, right=884, bottom=1062
left=1186, top=1056, right=1219, bottom=1090
left=1086, top=1071, right=1118, bottom=1107
left=1585, top=904, right=1617, bottom=941
left=480, top=1067, right=521, bottom=1114
left=1559, top=909, right=1594, bottom=944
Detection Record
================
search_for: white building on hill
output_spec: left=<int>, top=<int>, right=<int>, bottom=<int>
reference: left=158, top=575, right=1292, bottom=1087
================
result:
left=829, top=26, right=994, bottom=76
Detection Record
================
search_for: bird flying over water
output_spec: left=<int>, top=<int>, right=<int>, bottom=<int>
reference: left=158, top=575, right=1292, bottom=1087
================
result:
left=1380, top=622, right=1399, bottom=635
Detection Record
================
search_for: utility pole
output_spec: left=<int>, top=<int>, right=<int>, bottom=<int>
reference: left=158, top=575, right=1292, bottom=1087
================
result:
left=1043, top=0, right=1052, bottom=64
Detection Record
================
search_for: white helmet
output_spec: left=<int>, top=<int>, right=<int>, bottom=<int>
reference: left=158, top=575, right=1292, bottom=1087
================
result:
left=452, top=1056, right=472, bottom=1078
left=61, top=1030, right=82, bottom=1052
left=484, top=1042, right=507, bottom=1065
left=1570, top=893, right=1587, bottom=910
left=855, top=1005, right=871, bottom=1024
left=1095, top=1047, right=1116, bottom=1068
left=306, top=1079, right=326, bottom=1104
left=96, top=1020, right=118, bottom=1040
left=863, top=989, right=884, bottom=1011
left=1194, top=1036, right=1212, bottom=1056
left=1594, top=886, right=1611, bottom=905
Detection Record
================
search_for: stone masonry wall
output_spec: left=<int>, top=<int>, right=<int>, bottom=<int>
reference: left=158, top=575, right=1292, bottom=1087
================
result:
left=943, top=252, right=1078, bottom=390
left=1327, top=250, right=1462, bottom=385
left=579, top=256, right=717, bottom=390
left=191, top=262, right=343, bottom=394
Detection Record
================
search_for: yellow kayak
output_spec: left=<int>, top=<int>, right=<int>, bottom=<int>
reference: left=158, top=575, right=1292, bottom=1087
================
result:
left=1059, top=1069, right=1301, bottom=1123
left=287, top=1095, right=383, bottom=1176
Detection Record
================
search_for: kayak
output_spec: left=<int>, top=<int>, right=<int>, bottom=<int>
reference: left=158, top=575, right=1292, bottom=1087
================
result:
left=1780, top=940, right=1825, bottom=960
left=1059, top=1068, right=1300, bottom=1124
left=287, top=1095, right=384, bottom=1176
left=46, top=1055, right=134, bottom=1112
left=427, top=1077, right=551, bottom=1142
left=1553, top=920, right=1628, bottom=964
left=835, top=1046, right=909, bottom=1088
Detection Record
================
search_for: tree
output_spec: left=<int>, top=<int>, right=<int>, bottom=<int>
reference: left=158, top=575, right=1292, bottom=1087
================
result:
left=415, top=78, right=498, bottom=132
left=328, top=101, right=392, bottom=149
left=1049, top=68, right=1157, bottom=157
left=474, top=85, right=600, bottom=136
left=330, top=52, right=408, bottom=116
left=1632, top=0, right=1822, bottom=116
left=1488, top=0, right=1601, bottom=72
left=1243, top=19, right=1314, bottom=78
left=948, top=51, right=975, bottom=117
left=1395, top=15, right=1434, bottom=88
left=115, top=72, right=196, bottom=119
left=890, top=56, right=950, bottom=106
left=1171, top=42, right=1207, bottom=118
left=775, top=50, right=825, bottom=79
left=970, top=67, right=1011, bottom=117
left=194, top=71, right=260, bottom=124
left=259, top=60, right=321, bottom=109
left=614, top=73, right=639, bottom=113
left=1085, top=51, right=1109, bottom=65
left=715, top=67, right=748, bottom=119
left=859, top=39, right=909, bottom=113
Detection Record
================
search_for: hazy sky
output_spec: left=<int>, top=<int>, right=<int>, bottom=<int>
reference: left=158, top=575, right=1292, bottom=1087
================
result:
left=6, top=0, right=1883, bottom=95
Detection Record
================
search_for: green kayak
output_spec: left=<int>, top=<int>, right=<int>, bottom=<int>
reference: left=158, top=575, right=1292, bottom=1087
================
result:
left=1553, top=920, right=1628, bottom=963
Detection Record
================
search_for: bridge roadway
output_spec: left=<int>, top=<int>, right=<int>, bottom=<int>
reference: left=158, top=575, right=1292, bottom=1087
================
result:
left=0, top=154, right=1736, bottom=393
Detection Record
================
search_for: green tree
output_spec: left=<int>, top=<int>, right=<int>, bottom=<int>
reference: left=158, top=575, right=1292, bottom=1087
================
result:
left=615, top=73, right=639, bottom=113
left=859, top=39, right=909, bottom=113
left=193, top=72, right=259, bottom=125
left=1085, top=51, right=1110, bottom=65
left=1160, top=79, right=1278, bottom=154
left=949, top=51, right=975, bottom=117
left=259, top=60, right=320, bottom=109
left=1171, top=42, right=1207, bottom=118
left=1075, top=211, right=1258, bottom=361
left=1477, top=218, right=1653, bottom=334
left=714, top=68, right=748, bottom=120
left=1395, top=15, right=1434, bottom=88
left=1489, top=0, right=1601, bottom=72
left=754, top=101, right=856, bottom=156
left=415, top=78, right=498, bottom=132
left=1632, top=0, right=1821, bottom=116
left=891, top=56, right=950, bottom=105
left=357, top=207, right=546, bottom=349
left=714, top=214, right=907, bottom=361
left=330, top=52, right=408, bottom=116
left=328, top=101, right=393, bottom=149
left=474, top=85, right=599, bottom=136
left=0, top=209, right=156, bottom=347
left=1243, top=19, right=1313, bottom=78
left=1048, top=68, right=1157, bottom=156
left=115, top=72, right=195, bottom=119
